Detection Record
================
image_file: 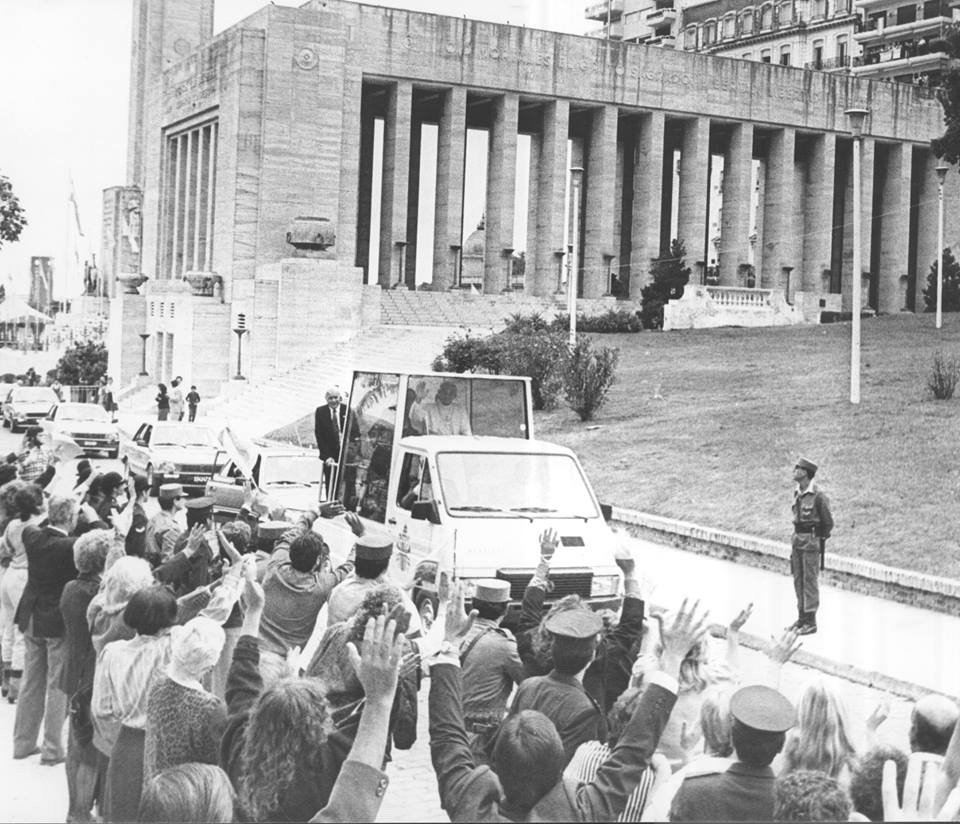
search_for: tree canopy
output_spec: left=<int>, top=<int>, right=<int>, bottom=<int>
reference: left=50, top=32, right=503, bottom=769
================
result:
left=0, top=175, right=27, bottom=250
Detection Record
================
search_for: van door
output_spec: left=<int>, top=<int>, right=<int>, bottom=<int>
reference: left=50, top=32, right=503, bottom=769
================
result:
left=388, top=450, right=443, bottom=579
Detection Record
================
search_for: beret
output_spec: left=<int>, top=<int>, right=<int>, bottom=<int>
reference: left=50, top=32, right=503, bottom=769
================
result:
left=729, top=685, right=796, bottom=733
left=544, top=608, right=603, bottom=639
left=184, top=495, right=214, bottom=510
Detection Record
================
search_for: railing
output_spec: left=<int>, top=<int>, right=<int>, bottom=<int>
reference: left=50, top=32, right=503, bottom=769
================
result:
left=805, top=55, right=852, bottom=69
left=59, top=385, right=103, bottom=404
left=705, top=287, right=772, bottom=308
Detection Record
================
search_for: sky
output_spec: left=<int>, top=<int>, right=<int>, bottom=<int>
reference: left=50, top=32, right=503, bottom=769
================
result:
left=0, top=0, right=589, bottom=297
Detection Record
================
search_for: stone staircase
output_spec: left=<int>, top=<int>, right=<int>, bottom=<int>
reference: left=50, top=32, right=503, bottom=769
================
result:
left=186, top=325, right=456, bottom=439
left=379, top=289, right=582, bottom=329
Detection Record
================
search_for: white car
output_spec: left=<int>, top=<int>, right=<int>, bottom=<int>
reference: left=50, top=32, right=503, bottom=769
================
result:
left=2, top=386, right=60, bottom=433
left=43, top=402, right=121, bottom=458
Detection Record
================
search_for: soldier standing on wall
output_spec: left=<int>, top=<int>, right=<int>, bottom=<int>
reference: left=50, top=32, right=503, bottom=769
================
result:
left=787, top=458, right=834, bottom=636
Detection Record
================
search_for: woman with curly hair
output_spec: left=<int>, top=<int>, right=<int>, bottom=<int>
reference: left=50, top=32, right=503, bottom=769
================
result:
left=86, top=555, right=155, bottom=655
left=779, top=678, right=858, bottom=785
left=222, top=567, right=353, bottom=822
left=0, top=483, right=44, bottom=703
left=304, top=583, right=418, bottom=758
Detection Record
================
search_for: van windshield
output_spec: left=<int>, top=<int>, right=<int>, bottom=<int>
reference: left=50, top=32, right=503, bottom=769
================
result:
left=435, top=452, right=598, bottom=519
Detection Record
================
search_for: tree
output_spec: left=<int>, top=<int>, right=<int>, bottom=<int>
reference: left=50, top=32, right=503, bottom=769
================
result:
left=923, top=247, right=960, bottom=313
left=563, top=336, right=619, bottom=421
left=0, top=175, right=27, bottom=249
left=931, top=25, right=960, bottom=162
left=639, top=239, right=692, bottom=330
left=55, top=341, right=108, bottom=386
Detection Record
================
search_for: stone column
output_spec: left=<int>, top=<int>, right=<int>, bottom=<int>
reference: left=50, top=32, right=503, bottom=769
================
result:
left=631, top=111, right=665, bottom=290
left=761, top=128, right=797, bottom=292
left=484, top=93, right=519, bottom=294
left=531, top=99, right=570, bottom=297
left=801, top=132, right=836, bottom=292
left=878, top=142, right=912, bottom=314
left=432, top=86, right=467, bottom=289
left=378, top=80, right=412, bottom=288
left=678, top=117, right=711, bottom=267
left=355, top=109, right=376, bottom=279
left=719, top=122, right=754, bottom=286
left=405, top=118, right=422, bottom=288
left=583, top=105, right=619, bottom=298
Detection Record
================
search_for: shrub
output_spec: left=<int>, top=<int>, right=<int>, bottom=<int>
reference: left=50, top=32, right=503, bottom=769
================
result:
left=502, top=312, right=551, bottom=334
left=563, top=336, right=619, bottom=421
left=551, top=308, right=642, bottom=334
left=0, top=373, right=14, bottom=383
left=639, top=239, right=691, bottom=330
left=923, top=247, right=960, bottom=313
left=431, top=332, right=502, bottom=374
left=494, top=329, right=568, bottom=410
left=928, top=350, right=960, bottom=399
left=54, top=340, right=108, bottom=386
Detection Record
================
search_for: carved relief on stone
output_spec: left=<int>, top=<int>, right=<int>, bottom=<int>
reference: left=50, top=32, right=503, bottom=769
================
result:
left=295, top=47, right=319, bottom=70
left=285, top=216, right=336, bottom=251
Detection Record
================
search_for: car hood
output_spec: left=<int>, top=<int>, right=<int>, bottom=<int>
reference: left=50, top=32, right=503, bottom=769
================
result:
left=151, top=445, right=220, bottom=464
left=11, top=401, right=54, bottom=412
left=57, top=422, right=117, bottom=436
left=258, top=484, right=322, bottom=515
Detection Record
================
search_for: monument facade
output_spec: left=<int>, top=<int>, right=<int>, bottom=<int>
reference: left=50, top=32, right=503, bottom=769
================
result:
left=106, top=0, right=956, bottom=394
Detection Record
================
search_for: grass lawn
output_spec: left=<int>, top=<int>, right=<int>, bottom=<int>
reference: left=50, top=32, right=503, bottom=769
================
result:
left=535, top=313, right=960, bottom=580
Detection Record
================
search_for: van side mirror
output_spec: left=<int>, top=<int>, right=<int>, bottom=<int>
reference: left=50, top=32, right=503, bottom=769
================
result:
left=411, top=500, right=441, bottom=525
left=600, top=503, right=613, bottom=522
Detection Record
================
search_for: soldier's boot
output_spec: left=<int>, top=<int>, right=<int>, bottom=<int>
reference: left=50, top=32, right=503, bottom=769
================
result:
left=785, top=609, right=804, bottom=631
left=796, top=612, right=818, bottom=635
left=7, top=668, right=21, bottom=703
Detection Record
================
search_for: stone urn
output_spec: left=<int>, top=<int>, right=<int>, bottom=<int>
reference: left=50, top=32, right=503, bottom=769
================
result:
left=116, top=274, right=148, bottom=295
left=285, top=216, right=336, bottom=251
left=183, top=272, right=219, bottom=297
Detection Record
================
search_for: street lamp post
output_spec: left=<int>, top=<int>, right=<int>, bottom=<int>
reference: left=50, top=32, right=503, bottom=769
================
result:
left=846, top=107, right=869, bottom=405
left=233, top=313, right=248, bottom=381
left=569, top=166, right=585, bottom=349
left=138, top=333, right=150, bottom=376
left=936, top=163, right=949, bottom=329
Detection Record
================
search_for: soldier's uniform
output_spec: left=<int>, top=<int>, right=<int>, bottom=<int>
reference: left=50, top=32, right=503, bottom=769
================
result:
left=457, top=579, right=525, bottom=763
left=790, top=457, right=834, bottom=634
left=144, top=483, right=183, bottom=566
left=670, top=685, right=796, bottom=823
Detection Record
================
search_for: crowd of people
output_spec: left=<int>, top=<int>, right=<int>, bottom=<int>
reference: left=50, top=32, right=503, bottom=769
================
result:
left=0, top=442, right=958, bottom=822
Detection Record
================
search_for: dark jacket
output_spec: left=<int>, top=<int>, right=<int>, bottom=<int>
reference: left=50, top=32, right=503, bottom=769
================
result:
left=15, top=524, right=77, bottom=637
left=314, top=404, right=346, bottom=462
left=669, top=761, right=778, bottom=822
left=59, top=574, right=100, bottom=695
left=221, top=635, right=354, bottom=822
left=517, top=583, right=645, bottom=714
left=125, top=502, right=148, bottom=558
left=429, top=662, right=677, bottom=822
left=154, top=534, right=212, bottom=597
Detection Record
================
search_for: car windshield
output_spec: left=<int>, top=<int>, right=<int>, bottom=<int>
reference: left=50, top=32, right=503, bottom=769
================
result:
left=152, top=425, right=219, bottom=448
left=259, top=455, right=325, bottom=486
left=12, top=388, right=57, bottom=403
left=435, top=452, right=599, bottom=518
left=57, top=404, right=109, bottom=422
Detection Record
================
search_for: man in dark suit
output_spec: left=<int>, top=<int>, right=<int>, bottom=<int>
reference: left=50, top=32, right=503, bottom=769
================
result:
left=315, top=387, right=346, bottom=490
left=14, top=495, right=79, bottom=764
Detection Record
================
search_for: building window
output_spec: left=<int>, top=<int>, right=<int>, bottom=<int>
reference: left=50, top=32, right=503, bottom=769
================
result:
left=684, top=25, right=699, bottom=49
left=702, top=20, right=717, bottom=44
left=811, top=0, right=826, bottom=17
left=740, top=9, right=755, bottom=34
left=780, top=45, right=791, bottom=64
left=760, top=3, right=774, bottom=28
left=834, top=0, right=850, bottom=13
left=812, top=40, right=824, bottom=67
left=161, top=119, right=218, bottom=280
left=777, top=0, right=793, bottom=25
left=836, top=36, right=847, bottom=63
left=761, top=48, right=772, bottom=61
left=722, top=13, right=737, bottom=38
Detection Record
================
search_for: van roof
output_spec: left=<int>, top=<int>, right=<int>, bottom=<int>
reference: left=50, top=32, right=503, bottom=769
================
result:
left=397, top=435, right=574, bottom=457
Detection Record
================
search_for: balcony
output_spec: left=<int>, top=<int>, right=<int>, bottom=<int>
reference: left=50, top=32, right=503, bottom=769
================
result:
left=854, top=15, right=953, bottom=44
left=804, top=54, right=854, bottom=69
left=585, top=0, right=624, bottom=21
left=646, top=34, right=677, bottom=46
left=850, top=47, right=949, bottom=78
left=646, top=6, right=678, bottom=29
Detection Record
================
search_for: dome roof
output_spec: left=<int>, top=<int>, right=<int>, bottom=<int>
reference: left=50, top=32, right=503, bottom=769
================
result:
left=463, top=217, right=485, bottom=257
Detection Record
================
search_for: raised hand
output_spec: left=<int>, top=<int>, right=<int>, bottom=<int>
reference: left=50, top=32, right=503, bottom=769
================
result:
left=884, top=753, right=960, bottom=821
left=216, top=525, right=243, bottom=565
left=242, top=573, right=265, bottom=614
left=444, top=581, right=477, bottom=644
left=867, top=700, right=891, bottom=733
left=659, top=598, right=710, bottom=677
left=347, top=613, right=404, bottom=706
left=539, top=528, right=559, bottom=561
left=614, top=545, right=636, bottom=576
left=318, top=500, right=345, bottom=519
left=343, top=511, right=364, bottom=536
left=185, top=523, right=207, bottom=554
left=765, top=628, right=802, bottom=665
left=729, top=603, right=754, bottom=634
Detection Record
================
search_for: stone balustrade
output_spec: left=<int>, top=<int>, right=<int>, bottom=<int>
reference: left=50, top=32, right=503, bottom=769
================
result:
left=705, top=286, right=773, bottom=308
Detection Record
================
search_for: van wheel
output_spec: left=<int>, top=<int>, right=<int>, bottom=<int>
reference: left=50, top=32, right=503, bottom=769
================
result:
left=416, top=593, right=437, bottom=632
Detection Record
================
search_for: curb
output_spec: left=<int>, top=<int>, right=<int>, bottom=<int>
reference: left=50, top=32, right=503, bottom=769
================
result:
left=612, top=507, right=960, bottom=618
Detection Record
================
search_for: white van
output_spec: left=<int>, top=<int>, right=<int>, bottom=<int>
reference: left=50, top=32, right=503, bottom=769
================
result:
left=316, top=370, right=622, bottom=627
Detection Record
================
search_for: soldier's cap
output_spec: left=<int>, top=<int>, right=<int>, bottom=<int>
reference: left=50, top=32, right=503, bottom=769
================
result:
left=257, top=521, right=292, bottom=542
left=355, top=534, right=393, bottom=561
left=729, top=685, right=796, bottom=733
left=795, top=457, right=818, bottom=475
left=472, top=579, right=511, bottom=604
left=184, top=495, right=214, bottom=510
left=158, top=483, right=184, bottom=500
left=544, top=608, right=604, bottom=640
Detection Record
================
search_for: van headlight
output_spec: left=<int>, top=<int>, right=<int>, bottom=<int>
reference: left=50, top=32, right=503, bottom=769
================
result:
left=591, top=574, right=620, bottom=597
left=157, top=460, right=177, bottom=474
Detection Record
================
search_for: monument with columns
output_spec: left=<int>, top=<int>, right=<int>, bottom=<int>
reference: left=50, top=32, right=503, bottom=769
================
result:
left=105, top=0, right=956, bottom=395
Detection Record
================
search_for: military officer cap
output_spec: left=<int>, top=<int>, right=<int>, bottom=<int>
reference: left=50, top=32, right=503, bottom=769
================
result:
left=473, top=579, right=511, bottom=604
left=729, top=685, right=796, bottom=733
left=544, top=608, right=604, bottom=639
left=257, top=520, right=292, bottom=551
left=355, top=534, right=393, bottom=562
left=795, top=457, right=818, bottom=476
left=158, top=483, right=184, bottom=500
left=184, top=495, right=214, bottom=512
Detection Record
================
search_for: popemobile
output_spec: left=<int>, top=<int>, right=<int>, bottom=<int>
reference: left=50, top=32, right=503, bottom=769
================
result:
left=314, top=369, right=625, bottom=628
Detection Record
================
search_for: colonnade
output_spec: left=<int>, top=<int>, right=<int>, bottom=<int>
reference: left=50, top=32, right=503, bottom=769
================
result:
left=355, top=79, right=947, bottom=313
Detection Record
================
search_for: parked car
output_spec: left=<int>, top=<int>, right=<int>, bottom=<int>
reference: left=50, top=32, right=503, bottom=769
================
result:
left=121, top=420, right=224, bottom=495
left=205, top=441, right=325, bottom=522
left=2, top=385, right=60, bottom=432
left=42, top=402, right=121, bottom=458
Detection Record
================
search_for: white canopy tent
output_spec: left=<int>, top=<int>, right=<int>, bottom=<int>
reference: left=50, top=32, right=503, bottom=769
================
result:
left=0, top=297, right=53, bottom=348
